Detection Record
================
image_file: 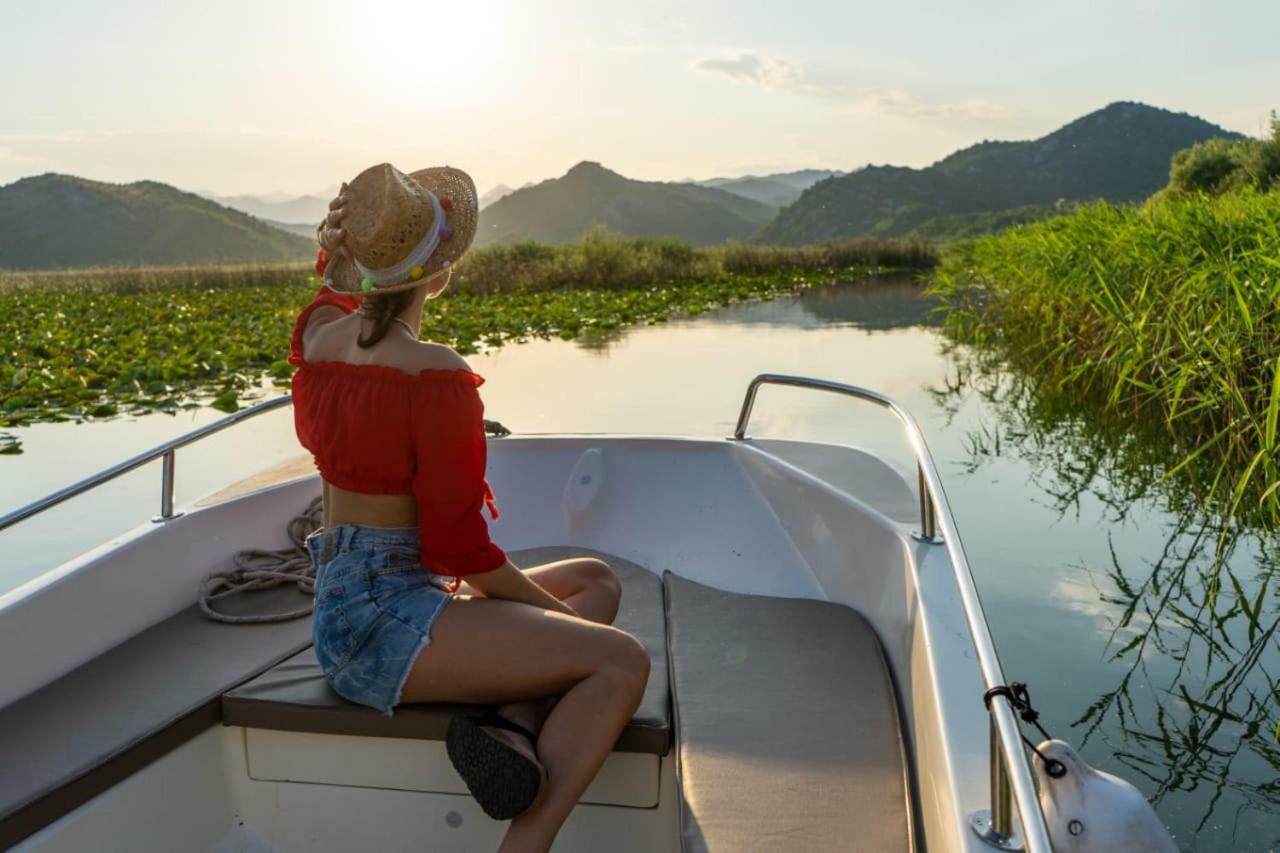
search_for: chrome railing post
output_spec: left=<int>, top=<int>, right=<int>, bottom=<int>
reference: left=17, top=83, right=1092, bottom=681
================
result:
left=733, top=377, right=763, bottom=440
left=152, top=449, right=181, bottom=523
left=913, top=462, right=941, bottom=543
left=970, top=716, right=1023, bottom=849
left=991, top=716, right=1015, bottom=837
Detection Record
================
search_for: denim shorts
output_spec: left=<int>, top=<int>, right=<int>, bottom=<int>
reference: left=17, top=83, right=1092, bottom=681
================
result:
left=307, top=525, right=456, bottom=715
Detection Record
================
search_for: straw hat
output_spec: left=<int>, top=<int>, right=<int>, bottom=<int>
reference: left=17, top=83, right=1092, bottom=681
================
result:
left=322, top=163, right=479, bottom=296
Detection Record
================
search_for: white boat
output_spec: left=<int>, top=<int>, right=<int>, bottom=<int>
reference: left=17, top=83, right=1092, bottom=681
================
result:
left=0, top=374, right=1112, bottom=852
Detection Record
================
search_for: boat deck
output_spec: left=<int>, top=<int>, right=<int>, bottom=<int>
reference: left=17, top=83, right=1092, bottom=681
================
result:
left=0, top=546, right=913, bottom=851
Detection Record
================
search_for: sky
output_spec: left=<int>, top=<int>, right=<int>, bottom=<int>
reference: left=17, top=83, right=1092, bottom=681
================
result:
left=1, top=0, right=1277, bottom=197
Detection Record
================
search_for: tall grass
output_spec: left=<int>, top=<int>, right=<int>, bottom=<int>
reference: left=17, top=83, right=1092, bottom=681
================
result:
left=0, top=229, right=936, bottom=296
left=0, top=263, right=314, bottom=295
left=932, top=189, right=1280, bottom=524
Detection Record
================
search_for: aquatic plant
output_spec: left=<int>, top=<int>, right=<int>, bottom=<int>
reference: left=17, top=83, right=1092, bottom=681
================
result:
left=931, top=189, right=1280, bottom=525
left=0, top=233, right=934, bottom=430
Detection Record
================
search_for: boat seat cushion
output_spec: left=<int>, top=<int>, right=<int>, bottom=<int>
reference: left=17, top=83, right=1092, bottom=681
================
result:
left=664, top=572, right=914, bottom=853
left=0, top=594, right=311, bottom=849
left=222, top=547, right=671, bottom=755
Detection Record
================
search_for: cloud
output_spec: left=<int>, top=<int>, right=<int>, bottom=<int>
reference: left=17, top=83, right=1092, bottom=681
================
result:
left=692, top=52, right=1012, bottom=122
left=693, top=54, right=804, bottom=90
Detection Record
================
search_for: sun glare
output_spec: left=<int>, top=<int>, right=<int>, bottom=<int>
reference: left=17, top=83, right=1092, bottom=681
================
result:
left=352, top=0, right=510, bottom=107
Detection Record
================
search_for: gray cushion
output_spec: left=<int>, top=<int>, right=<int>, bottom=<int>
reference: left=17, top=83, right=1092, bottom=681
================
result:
left=0, top=592, right=312, bottom=849
left=664, top=573, right=914, bottom=853
left=223, top=547, right=671, bottom=756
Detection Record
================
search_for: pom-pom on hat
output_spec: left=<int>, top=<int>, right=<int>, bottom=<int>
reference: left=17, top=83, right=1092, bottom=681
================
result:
left=322, top=163, right=478, bottom=296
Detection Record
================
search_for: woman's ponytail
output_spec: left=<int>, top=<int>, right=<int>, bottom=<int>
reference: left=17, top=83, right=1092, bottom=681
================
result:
left=357, top=290, right=416, bottom=348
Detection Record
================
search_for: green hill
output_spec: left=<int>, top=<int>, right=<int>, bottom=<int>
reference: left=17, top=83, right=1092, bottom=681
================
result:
left=760, top=102, right=1243, bottom=244
left=0, top=174, right=314, bottom=269
left=476, top=162, right=776, bottom=247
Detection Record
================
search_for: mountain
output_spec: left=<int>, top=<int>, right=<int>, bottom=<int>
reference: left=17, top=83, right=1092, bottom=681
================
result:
left=479, top=184, right=518, bottom=209
left=476, top=162, right=776, bottom=246
left=0, top=174, right=314, bottom=269
left=265, top=219, right=321, bottom=238
left=213, top=182, right=523, bottom=220
left=759, top=102, right=1243, bottom=244
left=695, top=169, right=842, bottom=207
left=204, top=190, right=333, bottom=228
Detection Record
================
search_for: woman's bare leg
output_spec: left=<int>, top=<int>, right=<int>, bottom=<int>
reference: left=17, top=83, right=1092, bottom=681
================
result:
left=457, top=557, right=622, bottom=624
left=400, top=594, right=649, bottom=853
left=460, top=558, right=622, bottom=735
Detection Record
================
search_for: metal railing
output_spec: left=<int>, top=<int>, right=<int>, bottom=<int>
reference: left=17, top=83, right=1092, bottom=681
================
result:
left=732, top=373, right=1051, bottom=852
left=0, top=395, right=293, bottom=534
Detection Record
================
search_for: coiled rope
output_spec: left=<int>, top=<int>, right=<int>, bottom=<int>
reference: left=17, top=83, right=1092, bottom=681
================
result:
left=198, top=496, right=323, bottom=624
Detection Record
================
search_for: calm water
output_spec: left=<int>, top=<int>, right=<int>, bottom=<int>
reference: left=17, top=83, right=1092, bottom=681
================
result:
left=1, top=276, right=1275, bottom=851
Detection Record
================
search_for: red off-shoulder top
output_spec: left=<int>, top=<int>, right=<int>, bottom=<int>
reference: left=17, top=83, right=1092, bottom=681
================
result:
left=288, top=289, right=506, bottom=578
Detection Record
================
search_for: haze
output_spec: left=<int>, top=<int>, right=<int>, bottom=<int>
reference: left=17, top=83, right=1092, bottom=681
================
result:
left=2, top=0, right=1276, bottom=196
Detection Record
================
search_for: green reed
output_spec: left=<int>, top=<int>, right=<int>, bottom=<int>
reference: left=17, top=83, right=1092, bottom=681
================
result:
left=0, top=229, right=935, bottom=297
left=931, top=189, right=1280, bottom=525
left=0, top=232, right=935, bottom=432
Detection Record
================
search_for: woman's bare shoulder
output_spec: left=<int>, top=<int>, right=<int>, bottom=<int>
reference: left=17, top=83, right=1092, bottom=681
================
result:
left=399, top=339, right=472, bottom=375
left=300, top=307, right=352, bottom=356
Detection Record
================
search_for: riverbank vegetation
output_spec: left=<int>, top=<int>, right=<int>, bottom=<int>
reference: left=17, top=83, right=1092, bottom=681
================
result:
left=0, top=232, right=934, bottom=430
left=932, top=115, right=1280, bottom=524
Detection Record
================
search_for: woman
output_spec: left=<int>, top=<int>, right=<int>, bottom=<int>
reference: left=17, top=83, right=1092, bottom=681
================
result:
left=291, top=162, right=650, bottom=853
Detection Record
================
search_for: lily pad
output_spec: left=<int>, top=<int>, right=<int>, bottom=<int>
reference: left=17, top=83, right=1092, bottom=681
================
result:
left=210, top=389, right=240, bottom=413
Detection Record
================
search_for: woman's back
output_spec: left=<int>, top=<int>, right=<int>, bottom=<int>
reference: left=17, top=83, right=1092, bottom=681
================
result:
left=289, top=288, right=504, bottom=576
left=296, top=291, right=479, bottom=529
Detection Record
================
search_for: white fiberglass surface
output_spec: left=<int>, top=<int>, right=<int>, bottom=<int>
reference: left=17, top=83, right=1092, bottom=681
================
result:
left=15, top=727, right=681, bottom=853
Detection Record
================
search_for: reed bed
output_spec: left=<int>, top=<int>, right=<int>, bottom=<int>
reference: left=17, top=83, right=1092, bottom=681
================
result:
left=931, top=189, right=1280, bottom=524
left=0, top=263, right=314, bottom=295
left=0, top=232, right=935, bottom=431
left=0, top=230, right=935, bottom=296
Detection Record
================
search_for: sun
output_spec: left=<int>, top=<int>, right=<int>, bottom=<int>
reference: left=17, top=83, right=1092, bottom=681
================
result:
left=368, top=0, right=503, bottom=65
left=345, top=0, right=511, bottom=109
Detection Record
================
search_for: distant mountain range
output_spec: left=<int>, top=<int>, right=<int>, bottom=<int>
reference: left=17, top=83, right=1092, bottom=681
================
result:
left=479, top=184, right=520, bottom=209
left=759, top=102, right=1241, bottom=244
left=476, top=162, right=776, bottom=247
left=0, top=174, right=313, bottom=269
left=202, top=190, right=335, bottom=229
left=264, top=219, right=322, bottom=238
left=0, top=102, right=1249, bottom=268
left=690, top=169, right=842, bottom=208
left=204, top=180, right=526, bottom=227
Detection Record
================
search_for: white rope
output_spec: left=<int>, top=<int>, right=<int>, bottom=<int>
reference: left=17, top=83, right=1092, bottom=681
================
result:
left=198, top=497, right=323, bottom=624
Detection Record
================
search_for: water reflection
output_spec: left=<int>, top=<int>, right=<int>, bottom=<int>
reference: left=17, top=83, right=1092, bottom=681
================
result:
left=934, top=350, right=1280, bottom=849
left=556, top=272, right=936, bottom=355
left=1077, top=521, right=1280, bottom=845
left=797, top=275, right=940, bottom=330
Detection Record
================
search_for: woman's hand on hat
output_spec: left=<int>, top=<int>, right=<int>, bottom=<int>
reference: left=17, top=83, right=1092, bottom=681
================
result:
left=319, top=183, right=352, bottom=261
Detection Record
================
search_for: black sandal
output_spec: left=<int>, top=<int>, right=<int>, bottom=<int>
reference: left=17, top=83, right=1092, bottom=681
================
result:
left=446, top=712, right=548, bottom=820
